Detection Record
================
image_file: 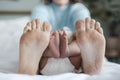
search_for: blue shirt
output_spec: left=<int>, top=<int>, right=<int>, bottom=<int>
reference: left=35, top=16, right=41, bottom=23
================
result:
left=31, top=2, right=90, bottom=31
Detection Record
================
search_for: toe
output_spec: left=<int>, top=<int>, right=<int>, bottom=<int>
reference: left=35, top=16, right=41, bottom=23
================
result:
left=31, top=20, right=36, bottom=30
left=35, top=19, right=42, bottom=29
left=50, top=31, right=54, bottom=36
left=55, top=31, right=60, bottom=42
left=50, top=32, right=55, bottom=38
left=55, top=31, right=59, bottom=36
left=63, top=31, right=67, bottom=39
left=75, top=20, right=85, bottom=32
left=85, top=17, right=91, bottom=30
left=42, top=22, right=51, bottom=32
left=95, top=22, right=103, bottom=34
left=58, top=30, right=63, bottom=36
left=90, top=19, right=95, bottom=30
left=23, top=22, right=31, bottom=33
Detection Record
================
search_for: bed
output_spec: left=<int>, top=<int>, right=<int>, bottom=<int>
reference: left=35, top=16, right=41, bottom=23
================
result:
left=0, top=17, right=120, bottom=80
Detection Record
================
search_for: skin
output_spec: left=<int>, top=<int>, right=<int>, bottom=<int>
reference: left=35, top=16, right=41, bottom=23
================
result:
left=19, top=19, right=51, bottom=75
left=53, top=0, right=69, bottom=6
left=38, top=1, right=105, bottom=73
left=39, top=29, right=82, bottom=71
left=59, top=30, right=82, bottom=70
left=38, top=0, right=70, bottom=59
left=75, top=18, right=106, bottom=74
left=39, top=17, right=106, bottom=74
left=39, top=31, right=61, bottom=71
left=38, top=0, right=82, bottom=72
left=19, top=18, right=105, bottom=75
left=19, top=0, right=105, bottom=75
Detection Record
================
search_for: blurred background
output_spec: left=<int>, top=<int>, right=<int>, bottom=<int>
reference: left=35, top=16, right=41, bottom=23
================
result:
left=0, top=0, right=120, bottom=63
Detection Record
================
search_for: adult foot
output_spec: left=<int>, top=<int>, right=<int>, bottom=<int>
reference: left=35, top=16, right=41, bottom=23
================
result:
left=75, top=18, right=106, bottom=74
left=19, top=19, right=51, bottom=75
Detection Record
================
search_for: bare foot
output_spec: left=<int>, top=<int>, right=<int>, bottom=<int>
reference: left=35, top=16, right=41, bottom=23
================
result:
left=19, top=19, right=51, bottom=75
left=59, top=30, right=69, bottom=58
left=49, top=31, right=60, bottom=58
left=75, top=18, right=106, bottom=74
left=38, top=31, right=60, bottom=72
left=58, top=30, right=82, bottom=70
left=42, top=31, right=60, bottom=58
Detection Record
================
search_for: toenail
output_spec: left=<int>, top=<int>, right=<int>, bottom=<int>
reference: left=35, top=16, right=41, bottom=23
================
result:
left=76, top=20, right=83, bottom=25
left=27, top=22, right=31, bottom=26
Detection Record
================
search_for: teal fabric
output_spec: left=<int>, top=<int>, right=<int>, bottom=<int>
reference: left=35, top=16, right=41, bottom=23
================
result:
left=31, top=2, right=90, bottom=31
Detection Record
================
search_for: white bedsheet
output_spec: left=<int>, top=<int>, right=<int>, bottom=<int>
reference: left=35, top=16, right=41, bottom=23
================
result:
left=0, top=17, right=120, bottom=80
left=0, top=61, right=120, bottom=80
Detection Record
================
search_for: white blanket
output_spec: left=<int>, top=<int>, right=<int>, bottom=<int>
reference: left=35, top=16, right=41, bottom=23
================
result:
left=0, top=61, right=120, bottom=80
left=0, top=17, right=120, bottom=80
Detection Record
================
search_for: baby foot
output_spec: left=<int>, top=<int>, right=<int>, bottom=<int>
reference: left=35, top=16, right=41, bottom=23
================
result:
left=19, top=19, right=51, bottom=75
left=59, top=30, right=69, bottom=58
left=75, top=18, right=106, bottom=74
left=59, top=30, right=82, bottom=70
left=48, top=31, right=60, bottom=58
left=38, top=31, right=60, bottom=72
left=41, top=31, right=60, bottom=58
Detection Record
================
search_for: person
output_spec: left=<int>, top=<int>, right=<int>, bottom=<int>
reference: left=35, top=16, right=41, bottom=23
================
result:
left=18, top=18, right=105, bottom=75
left=18, top=0, right=106, bottom=75
left=31, top=0, right=90, bottom=31
left=31, top=0, right=90, bottom=74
